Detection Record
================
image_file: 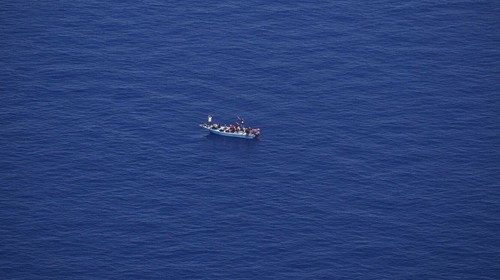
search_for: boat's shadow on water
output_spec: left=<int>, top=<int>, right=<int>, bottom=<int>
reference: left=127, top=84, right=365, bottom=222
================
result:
left=204, top=133, right=259, bottom=150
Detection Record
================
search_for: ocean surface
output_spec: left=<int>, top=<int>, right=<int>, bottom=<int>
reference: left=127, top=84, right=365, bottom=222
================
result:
left=1, top=1, right=499, bottom=279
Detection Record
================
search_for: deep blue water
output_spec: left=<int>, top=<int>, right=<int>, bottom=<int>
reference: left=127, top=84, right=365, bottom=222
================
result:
left=1, top=1, right=499, bottom=279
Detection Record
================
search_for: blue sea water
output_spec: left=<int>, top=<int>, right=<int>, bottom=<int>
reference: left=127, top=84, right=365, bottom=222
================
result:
left=1, top=0, right=499, bottom=278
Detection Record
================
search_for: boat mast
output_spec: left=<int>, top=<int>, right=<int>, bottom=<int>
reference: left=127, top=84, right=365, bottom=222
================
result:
left=237, top=116, right=245, bottom=128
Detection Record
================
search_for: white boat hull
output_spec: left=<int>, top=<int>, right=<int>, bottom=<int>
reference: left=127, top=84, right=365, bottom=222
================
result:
left=200, top=124, right=258, bottom=139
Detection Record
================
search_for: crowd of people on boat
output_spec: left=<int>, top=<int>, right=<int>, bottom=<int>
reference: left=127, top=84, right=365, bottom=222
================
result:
left=205, top=115, right=260, bottom=136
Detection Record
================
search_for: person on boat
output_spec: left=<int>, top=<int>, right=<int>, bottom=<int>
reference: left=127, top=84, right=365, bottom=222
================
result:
left=207, top=115, right=213, bottom=124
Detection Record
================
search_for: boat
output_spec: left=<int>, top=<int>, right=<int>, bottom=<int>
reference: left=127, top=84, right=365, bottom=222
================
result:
left=200, top=115, right=261, bottom=139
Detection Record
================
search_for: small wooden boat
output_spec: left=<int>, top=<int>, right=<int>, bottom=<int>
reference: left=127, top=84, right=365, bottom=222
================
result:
left=200, top=116, right=261, bottom=139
